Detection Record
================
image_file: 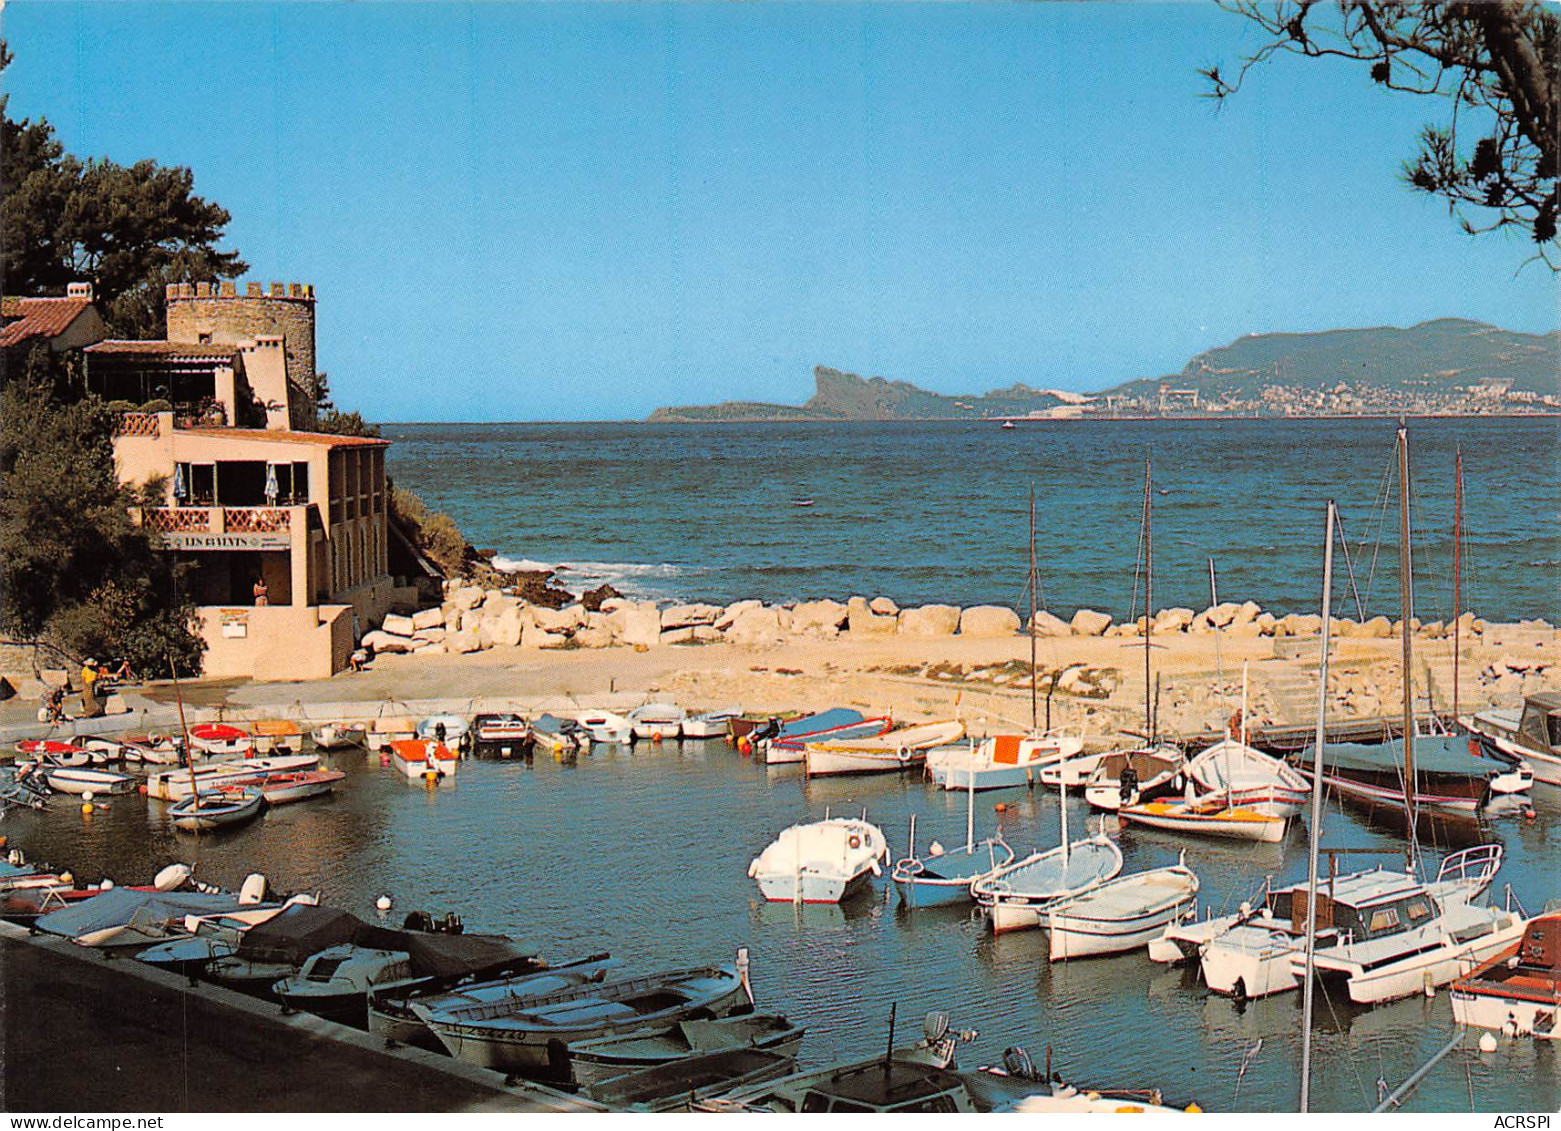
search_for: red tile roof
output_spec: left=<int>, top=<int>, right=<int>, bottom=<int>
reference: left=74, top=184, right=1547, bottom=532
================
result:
left=0, top=296, right=95, bottom=349
left=86, top=339, right=239, bottom=361
left=177, top=427, right=388, bottom=448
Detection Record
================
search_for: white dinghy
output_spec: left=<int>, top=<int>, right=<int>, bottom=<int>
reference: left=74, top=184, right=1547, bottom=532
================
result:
left=629, top=703, right=686, bottom=741
left=748, top=816, right=888, bottom=904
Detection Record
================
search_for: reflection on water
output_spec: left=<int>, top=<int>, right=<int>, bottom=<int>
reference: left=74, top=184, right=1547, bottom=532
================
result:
left=6, top=738, right=1558, bottom=1113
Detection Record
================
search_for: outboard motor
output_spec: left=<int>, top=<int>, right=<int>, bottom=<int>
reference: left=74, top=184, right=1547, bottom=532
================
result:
left=238, top=873, right=268, bottom=905
left=1002, top=1046, right=1039, bottom=1081
left=153, top=863, right=194, bottom=892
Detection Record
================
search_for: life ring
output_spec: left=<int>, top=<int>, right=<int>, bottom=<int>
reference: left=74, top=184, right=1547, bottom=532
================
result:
left=848, top=834, right=862, bottom=850
left=896, top=747, right=911, bottom=762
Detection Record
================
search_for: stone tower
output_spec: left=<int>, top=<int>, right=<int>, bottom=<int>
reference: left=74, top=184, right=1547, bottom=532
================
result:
left=165, top=281, right=317, bottom=396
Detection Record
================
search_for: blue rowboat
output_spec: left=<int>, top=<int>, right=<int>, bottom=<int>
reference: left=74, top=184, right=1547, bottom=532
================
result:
left=893, top=838, right=1016, bottom=909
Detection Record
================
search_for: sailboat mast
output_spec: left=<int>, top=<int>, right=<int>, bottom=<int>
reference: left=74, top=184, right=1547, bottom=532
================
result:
left=1397, top=427, right=1416, bottom=863
left=1029, top=485, right=1038, bottom=734
left=1299, top=499, right=1337, bottom=1113
left=1452, top=448, right=1463, bottom=722
left=1142, top=459, right=1153, bottom=741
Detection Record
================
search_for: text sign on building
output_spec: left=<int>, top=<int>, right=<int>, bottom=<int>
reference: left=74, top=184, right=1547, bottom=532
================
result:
left=162, top=532, right=291, bottom=551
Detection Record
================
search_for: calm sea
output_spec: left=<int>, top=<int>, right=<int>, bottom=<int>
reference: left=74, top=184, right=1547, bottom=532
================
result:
left=383, top=417, right=1561, bottom=622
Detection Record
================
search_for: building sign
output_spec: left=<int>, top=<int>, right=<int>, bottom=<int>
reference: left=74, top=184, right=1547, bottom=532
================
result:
left=220, top=609, right=249, bottom=639
left=162, top=532, right=291, bottom=551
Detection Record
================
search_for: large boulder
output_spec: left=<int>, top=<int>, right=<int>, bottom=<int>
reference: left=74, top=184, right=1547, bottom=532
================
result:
left=522, top=624, right=569, bottom=649
left=869, top=596, right=900, bottom=616
left=381, top=613, right=416, bottom=637
left=488, top=606, right=527, bottom=648
left=413, top=626, right=447, bottom=644
left=1030, top=610, right=1072, bottom=637
left=847, top=596, right=897, bottom=636
left=459, top=608, right=483, bottom=634
left=447, top=630, right=482, bottom=654
left=898, top=605, right=961, bottom=637
left=1070, top=608, right=1113, bottom=636
left=449, top=585, right=486, bottom=611
left=363, top=630, right=415, bottom=654
left=620, top=602, right=664, bottom=648
left=1230, top=600, right=1263, bottom=627
left=661, top=603, right=724, bottom=630
left=692, top=625, right=724, bottom=644
left=1204, top=602, right=1240, bottom=628
left=715, top=600, right=763, bottom=630
left=790, top=600, right=849, bottom=638
left=959, top=606, right=1021, bottom=638
left=573, top=624, right=616, bottom=648
left=1153, top=607, right=1195, bottom=633
left=1282, top=613, right=1322, bottom=636
left=1359, top=615, right=1393, bottom=638
left=411, top=607, right=444, bottom=631
left=480, top=594, right=521, bottom=620
left=531, top=605, right=584, bottom=634
left=726, top=605, right=783, bottom=646
left=660, top=627, right=698, bottom=646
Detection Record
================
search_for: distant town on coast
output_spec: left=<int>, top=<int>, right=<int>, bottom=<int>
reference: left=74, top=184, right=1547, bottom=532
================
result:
left=649, top=318, right=1561, bottom=422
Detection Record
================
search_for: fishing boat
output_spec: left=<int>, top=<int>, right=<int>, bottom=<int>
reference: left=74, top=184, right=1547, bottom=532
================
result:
left=586, top=1048, right=798, bottom=1111
left=36, top=888, right=255, bottom=950
left=370, top=954, right=614, bottom=1048
left=1081, top=745, right=1184, bottom=811
left=310, top=721, right=365, bottom=750
left=1118, top=791, right=1289, bottom=844
left=745, top=708, right=864, bottom=760
left=74, top=735, right=132, bottom=764
left=365, top=715, right=417, bottom=753
left=804, top=720, right=965, bottom=777
left=628, top=702, right=686, bottom=741
left=682, top=707, right=743, bottom=739
left=972, top=836, right=1123, bottom=935
left=188, top=723, right=254, bottom=757
left=1186, top=737, right=1309, bottom=816
left=531, top=714, right=588, bottom=757
left=145, top=754, right=320, bottom=800
left=44, top=766, right=135, bottom=796
left=409, top=957, right=753, bottom=1077
left=469, top=713, right=531, bottom=756
left=170, top=787, right=266, bottom=831
left=728, top=711, right=807, bottom=744
left=892, top=771, right=1015, bottom=909
left=1037, top=751, right=1111, bottom=789
left=388, top=738, right=458, bottom=779
left=250, top=719, right=303, bottom=753
left=119, top=732, right=184, bottom=764
left=1450, top=911, right=1561, bottom=1039
left=1294, top=735, right=1531, bottom=813
left=760, top=715, right=892, bottom=766
left=217, top=769, right=345, bottom=805
left=133, top=901, right=310, bottom=975
left=573, top=709, right=632, bottom=744
left=1044, top=860, right=1200, bottom=960
left=1463, top=692, right=1561, bottom=787
left=567, top=1013, right=805, bottom=1090
left=926, top=731, right=1084, bottom=791
left=748, top=817, right=888, bottom=904
left=15, top=739, right=90, bottom=765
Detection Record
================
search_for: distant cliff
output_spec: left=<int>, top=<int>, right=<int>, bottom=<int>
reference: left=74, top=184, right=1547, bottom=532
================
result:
left=646, top=320, right=1560, bottom=421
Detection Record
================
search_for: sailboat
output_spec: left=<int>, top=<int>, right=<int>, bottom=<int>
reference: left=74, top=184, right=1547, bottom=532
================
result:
left=1083, top=461, right=1183, bottom=813
left=891, top=766, right=1015, bottom=909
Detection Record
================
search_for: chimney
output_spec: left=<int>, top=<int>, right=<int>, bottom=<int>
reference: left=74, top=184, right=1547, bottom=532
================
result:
left=66, top=282, right=94, bottom=301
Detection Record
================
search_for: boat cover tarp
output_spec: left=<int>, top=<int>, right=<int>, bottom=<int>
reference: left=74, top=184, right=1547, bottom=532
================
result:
left=776, top=709, right=863, bottom=739
left=1306, top=737, right=1501, bottom=778
left=233, top=903, right=535, bottom=977
left=35, top=890, right=243, bottom=940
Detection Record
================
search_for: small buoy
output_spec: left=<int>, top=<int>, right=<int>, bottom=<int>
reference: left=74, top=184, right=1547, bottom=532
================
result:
left=1524, top=807, right=1538, bottom=823
left=994, top=802, right=1008, bottom=813
left=81, top=802, right=94, bottom=815
left=652, top=731, right=663, bottom=742
left=82, top=790, right=94, bottom=803
left=376, top=894, right=393, bottom=912
left=99, top=878, right=114, bottom=891
left=59, top=871, right=73, bottom=885
left=1478, top=1032, right=1498, bottom=1053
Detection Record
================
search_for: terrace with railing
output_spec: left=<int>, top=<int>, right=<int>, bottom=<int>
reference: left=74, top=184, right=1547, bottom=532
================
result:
left=141, top=506, right=296, bottom=535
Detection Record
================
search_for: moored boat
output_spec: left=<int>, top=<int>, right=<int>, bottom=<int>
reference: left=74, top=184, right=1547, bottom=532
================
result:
left=804, top=719, right=965, bottom=777
left=275, top=945, right=422, bottom=1027
left=310, top=722, right=365, bottom=750
left=1450, top=911, right=1561, bottom=1038
left=170, top=788, right=266, bottom=831
left=1294, top=735, right=1531, bottom=813
left=926, top=730, right=1084, bottom=791
left=1082, top=745, right=1184, bottom=811
left=1044, top=861, right=1201, bottom=960
left=892, top=837, right=1015, bottom=909
left=1185, top=737, right=1308, bottom=815
left=188, top=723, right=254, bottom=757
left=44, top=766, right=136, bottom=796
left=575, top=710, right=633, bottom=744
left=146, top=754, right=320, bottom=800
left=531, top=714, right=588, bottom=757
left=747, top=708, right=867, bottom=763
left=1462, top=692, right=1561, bottom=787
left=748, top=817, right=888, bottom=904
left=217, top=769, right=345, bottom=805
left=682, top=707, right=743, bottom=739
left=971, top=837, right=1124, bottom=935
left=250, top=719, right=303, bottom=753
left=567, top=1013, right=804, bottom=1090
left=1118, top=792, right=1289, bottom=844
left=417, top=714, right=470, bottom=747
left=15, top=739, right=90, bottom=766
left=388, top=738, right=458, bottom=779
left=365, top=715, right=417, bottom=752
left=410, top=958, right=753, bottom=1078
left=469, top=713, right=531, bottom=756
left=628, top=702, right=686, bottom=741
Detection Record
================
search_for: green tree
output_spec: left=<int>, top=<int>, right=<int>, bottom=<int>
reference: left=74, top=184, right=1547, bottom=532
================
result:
left=0, top=346, right=203, bottom=674
left=309, top=371, right=383, bottom=438
left=1, top=41, right=246, bottom=335
left=1204, top=1, right=1559, bottom=266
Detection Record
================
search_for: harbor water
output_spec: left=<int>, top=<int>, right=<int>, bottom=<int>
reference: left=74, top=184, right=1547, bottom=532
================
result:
left=384, top=416, right=1561, bottom=623
left=9, top=741, right=1559, bottom=1113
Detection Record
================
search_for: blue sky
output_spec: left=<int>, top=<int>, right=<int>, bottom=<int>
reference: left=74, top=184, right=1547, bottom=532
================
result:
left=7, top=2, right=1557, bottom=421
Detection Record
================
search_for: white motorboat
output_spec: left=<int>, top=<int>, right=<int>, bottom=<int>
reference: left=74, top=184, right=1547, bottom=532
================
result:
left=1450, top=912, right=1561, bottom=1038
left=926, top=730, right=1084, bottom=791
left=145, top=755, right=320, bottom=801
left=187, top=723, right=254, bottom=757
left=804, top=720, right=965, bottom=777
left=1195, top=845, right=1517, bottom=1002
left=748, top=816, right=888, bottom=904
left=15, top=739, right=91, bottom=766
left=629, top=702, right=686, bottom=741
left=1082, top=745, right=1184, bottom=811
left=1044, top=861, right=1200, bottom=960
left=44, top=767, right=135, bottom=796
left=388, top=739, right=457, bottom=779
left=275, top=945, right=422, bottom=1027
left=250, top=719, right=304, bottom=754
left=682, top=707, right=743, bottom=739
left=365, top=715, right=417, bottom=752
left=1037, top=751, right=1109, bottom=789
left=531, top=714, right=588, bottom=757
left=575, top=710, right=634, bottom=744
left=311, top=722, right=365, bottom=750
left=469, top=713, right=531, bottom=756
left=417, top=714, right=470, bottom=746
left=972, top=837, right=1124, bottom=935
left=1462, top=692, right=1561, bottom=787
